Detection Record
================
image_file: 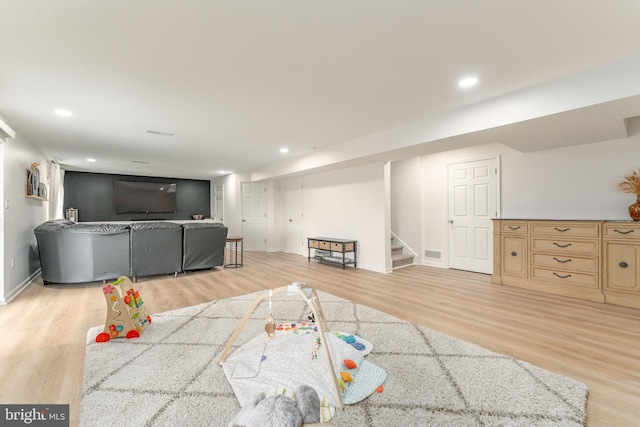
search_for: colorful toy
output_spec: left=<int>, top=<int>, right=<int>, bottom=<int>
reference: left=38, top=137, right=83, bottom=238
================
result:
left=264, top=290, right=276, bottom=339
left=95, top=276, right=151, bottom=342
left=340, top=371, right=353, bottom=382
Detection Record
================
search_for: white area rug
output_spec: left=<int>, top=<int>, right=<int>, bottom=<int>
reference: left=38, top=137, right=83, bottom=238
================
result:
left=81, top=291, right=588, bottom=426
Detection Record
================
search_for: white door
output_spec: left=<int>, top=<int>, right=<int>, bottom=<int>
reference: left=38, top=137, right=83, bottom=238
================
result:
left=214, top=185, right=224, bottom=222
left=448, top=157, right=499, bottom=274
left=242, top=182, right=267, bottom=251
left=285, top=179, right=305, bottom=255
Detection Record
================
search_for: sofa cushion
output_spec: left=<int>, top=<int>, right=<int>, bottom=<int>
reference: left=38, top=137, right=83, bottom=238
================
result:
left=129, top=221, right=182, bottom=231
left=35, top=221, right=130, bottom=284
left=182, top=224, right=228, bottom=270
left=63, top=223, right=130, bottom=233
left=34, top=219, right=74, bottom=232
left=130, top=222, right=183, bottom=278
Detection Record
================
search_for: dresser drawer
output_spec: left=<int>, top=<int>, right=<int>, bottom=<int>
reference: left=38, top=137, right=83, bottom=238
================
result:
left=501, top=221, right=528, bottom=234
left=531, top=253, right=598, bottom=272
left=330, top=242, right=344, bottom=252
left=532, top=267, right=599, bottom=289
left=530, top=222, right=600, bottom=238
left=603, top=223, right=640, bottom=240
left=308, top=240, right=319, bottom=249
left=318, top=241, right=331, bottom=250
left=531, top=238, right=598, bottom=255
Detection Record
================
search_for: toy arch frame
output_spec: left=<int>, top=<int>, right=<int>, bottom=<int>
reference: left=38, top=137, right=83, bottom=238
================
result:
left=217, top=285, right=345, bottom=410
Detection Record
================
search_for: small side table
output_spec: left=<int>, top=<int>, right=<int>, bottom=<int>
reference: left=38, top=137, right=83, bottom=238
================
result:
left=225, top=237, right=243, bottom=268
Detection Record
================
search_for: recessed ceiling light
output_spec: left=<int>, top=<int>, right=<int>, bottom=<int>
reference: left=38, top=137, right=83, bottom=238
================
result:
left=458, top=77, right=478, bottom=88
left=86, top=158, right=96, bottom=162
left=280, top=147, right=289, bottom=154
left=54, top=109, right=73, bottom=117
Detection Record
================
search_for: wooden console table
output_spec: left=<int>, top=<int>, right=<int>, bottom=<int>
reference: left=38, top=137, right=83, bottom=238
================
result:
left=308, top=237, right=357, bottom=269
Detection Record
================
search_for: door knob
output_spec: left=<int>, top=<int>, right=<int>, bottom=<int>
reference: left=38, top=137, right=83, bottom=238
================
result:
left=448, top=220, right=454, bottom=224
left=289, top=219, right=293, bottom=222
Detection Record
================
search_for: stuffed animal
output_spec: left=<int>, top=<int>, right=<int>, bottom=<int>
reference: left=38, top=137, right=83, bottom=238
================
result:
left=229, top=384, right=321, bottom=427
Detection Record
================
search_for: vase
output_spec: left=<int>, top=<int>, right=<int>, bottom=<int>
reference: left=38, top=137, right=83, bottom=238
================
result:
left=629, top=195, right=640, bottom=221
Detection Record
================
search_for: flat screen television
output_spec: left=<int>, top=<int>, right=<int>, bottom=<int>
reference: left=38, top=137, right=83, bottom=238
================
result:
left=114, top=181, right=177, bottom=213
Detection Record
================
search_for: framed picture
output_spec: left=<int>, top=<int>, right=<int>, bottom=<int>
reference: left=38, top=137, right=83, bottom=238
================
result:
left=30, top=168, right=40, bottom=195
left=38, top=183, right=47, bottom=199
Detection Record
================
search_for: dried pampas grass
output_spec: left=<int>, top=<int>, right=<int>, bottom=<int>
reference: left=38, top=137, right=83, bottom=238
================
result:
left=618, top=169, right=640, bottom=196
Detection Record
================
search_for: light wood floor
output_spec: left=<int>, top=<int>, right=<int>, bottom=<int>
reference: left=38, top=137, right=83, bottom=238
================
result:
left=1, top=252, right=639, bottom=426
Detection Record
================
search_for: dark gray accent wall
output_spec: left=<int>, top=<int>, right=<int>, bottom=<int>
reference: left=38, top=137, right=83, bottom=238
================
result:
left=64, top=171, right=210, bottom=222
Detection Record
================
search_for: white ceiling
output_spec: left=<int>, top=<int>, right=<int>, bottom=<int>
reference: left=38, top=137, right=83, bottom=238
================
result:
left=1, top=1, right=640, bottom=180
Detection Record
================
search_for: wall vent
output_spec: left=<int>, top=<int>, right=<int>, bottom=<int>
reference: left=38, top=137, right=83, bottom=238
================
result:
left=424, top=250, right=441, bottom=259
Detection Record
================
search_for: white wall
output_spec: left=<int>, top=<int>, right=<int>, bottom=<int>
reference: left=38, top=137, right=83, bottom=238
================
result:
left=420, top=135, right=640, bottom=269
left=500, top=137, right=640, bottom=219
left=302, top=162, right=387, bottom=272
left=215, top=163, right=388, bottom=272
left=0, top=142, right=4, bottom=302
left=390, top=157, right=422, bottom=256
left=1, top=131, right=49, bottom=303
left=211, top=172, right=250, bottom=238
left=266, top=179, right=285, bottom=252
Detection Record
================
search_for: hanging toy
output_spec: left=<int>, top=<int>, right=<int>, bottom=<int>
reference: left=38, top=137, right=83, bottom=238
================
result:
left=311, top=335, right=322, bottom=360
left=265, top=289, right=276, bottom=339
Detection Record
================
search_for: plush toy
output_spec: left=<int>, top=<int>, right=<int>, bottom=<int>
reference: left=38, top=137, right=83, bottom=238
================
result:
left=229, top=384, right=321, bottom=427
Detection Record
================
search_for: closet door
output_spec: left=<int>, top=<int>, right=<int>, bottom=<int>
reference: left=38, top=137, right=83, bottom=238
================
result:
left=448, top=157, right=499, bottom=274
left=242, top=182, right=267, bottom=251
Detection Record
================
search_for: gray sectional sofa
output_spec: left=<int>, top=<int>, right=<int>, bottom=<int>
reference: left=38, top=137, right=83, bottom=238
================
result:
left=34, top=220, right=228, bottom=284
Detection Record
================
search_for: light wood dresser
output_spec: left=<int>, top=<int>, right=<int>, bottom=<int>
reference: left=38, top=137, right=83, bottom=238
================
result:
left=493, top=219, right=640, bottom=309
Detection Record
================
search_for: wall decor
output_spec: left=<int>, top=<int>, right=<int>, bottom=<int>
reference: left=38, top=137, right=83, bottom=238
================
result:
left=38, top=183, right=48, bottom=199
left=617, top=169, right=640, bottom=221
left=27, top=162, right=40, bottom=196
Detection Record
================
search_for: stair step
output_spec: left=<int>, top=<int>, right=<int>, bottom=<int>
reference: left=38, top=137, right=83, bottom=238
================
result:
left=392, top=253, right=413, bottom=261
left=392, top=253, right=414, bottom=269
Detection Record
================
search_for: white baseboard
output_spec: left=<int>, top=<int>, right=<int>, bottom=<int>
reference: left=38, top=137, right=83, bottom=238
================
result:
left=421, top=258, right=446, bottom=269
left=1, top=269, right=40, bottom=305
left=266, top=246, right=286, bottom=253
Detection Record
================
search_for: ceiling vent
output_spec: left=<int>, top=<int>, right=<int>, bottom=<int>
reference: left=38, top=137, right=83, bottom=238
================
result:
left=146, top=130, right=174, bottom=137
left=0, top=118, right=16, bottom=139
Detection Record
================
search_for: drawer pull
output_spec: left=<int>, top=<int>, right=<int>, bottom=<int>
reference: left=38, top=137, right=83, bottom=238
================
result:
left=508, top=226, right=521, bottom=230
left=554, top=227, right=571, bottom=232
left=619, top=262, right=628, bottom=268
left=614, top=229, right=634, bottom=235
left=511, top=251, right=517, bottom=256
left=553, top=272, right=572, bottom=279
left=553, top=257, right=572, bottom=264
left=553, top=242, right=572, bottom=248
